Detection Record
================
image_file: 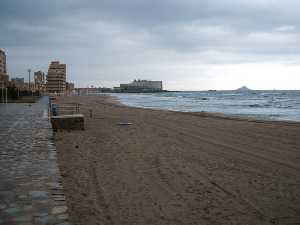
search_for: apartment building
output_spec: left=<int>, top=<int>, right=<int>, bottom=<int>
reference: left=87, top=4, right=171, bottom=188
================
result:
left=46, top=61, right=66, bottom=94
left=0, top=49, right=9, bottom=86
left=34, top=70, right=46, bottom=92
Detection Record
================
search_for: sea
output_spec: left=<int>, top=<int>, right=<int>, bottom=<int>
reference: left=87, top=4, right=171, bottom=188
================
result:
left=110, top=90, right=300, bottom=122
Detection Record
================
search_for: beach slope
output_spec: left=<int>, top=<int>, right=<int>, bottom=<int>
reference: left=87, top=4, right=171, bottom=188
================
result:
left=55, top=95, right=300, bottom=225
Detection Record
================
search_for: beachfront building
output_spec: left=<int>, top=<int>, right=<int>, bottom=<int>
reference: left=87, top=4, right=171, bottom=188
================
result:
left=0, top=49, right=9, bottom=87
left=11, top=78, right=31, bottom=92
left=46, top=61, right=66, bottom=95
left=75, top=87, right=99, bottom=95
left=34, top=71, right=45, bottom=85
left=11, top=78, right=24, bottom=89
left=11, top=78, right=25, bottom=85
left=119, top=79, right=163, bottom=93
left=34, top=70, right=46, bottom=92
left=66, top=82, right=75, bottom=95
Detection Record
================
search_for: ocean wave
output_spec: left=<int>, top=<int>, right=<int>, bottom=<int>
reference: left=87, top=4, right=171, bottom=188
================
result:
left=197, top=97, right=209, bottom=100
left=248, top=104, right=271, bottom=108
left=269, top=114, right=281, bottom=117
left=277, top=105, right=293, bottom=109
left=111, top=91, right=300, bottom=121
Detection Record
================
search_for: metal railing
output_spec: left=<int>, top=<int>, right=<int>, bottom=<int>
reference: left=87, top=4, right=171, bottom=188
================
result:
left=50, top=102, right=80, bottom=116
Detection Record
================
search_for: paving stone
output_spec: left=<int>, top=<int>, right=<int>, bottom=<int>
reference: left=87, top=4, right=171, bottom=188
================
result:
left=29, top=191, right=48, bottom=199
left=14, top=215, right=32, bottom=223
left=34, top=215, right=51, bottom=225
left=35, top=215, right=64, bottom=225
left=57, top=213, right=69, bottom=220
left=46, top=182, right=60, bottom=189
left=53, top=195, right=66, bottom=201
left=5, top=207, right=20, bottom=214
left=33, top=212, right=48, bottom=218
left=0, top=191, right=15, bottom=201
left=51, top=206, right=68, bottom=215
left=0, top=97, right=69, bottom=224
left=37, top=199, right=49, bottom=204
left=23, top=205, right=33, bottom=211
left=18, top=194, right=28, bottom=200
left=0, top=203, right=7, bottom=210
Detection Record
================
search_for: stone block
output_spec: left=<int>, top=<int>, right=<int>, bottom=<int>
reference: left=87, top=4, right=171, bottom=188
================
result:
left=51, top=114, right=84, bottom=131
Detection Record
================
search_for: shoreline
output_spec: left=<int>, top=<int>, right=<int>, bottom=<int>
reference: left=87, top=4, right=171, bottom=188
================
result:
left=106, top=93, right=300, bottom=125
left=54, top=94, right=300, bottom=225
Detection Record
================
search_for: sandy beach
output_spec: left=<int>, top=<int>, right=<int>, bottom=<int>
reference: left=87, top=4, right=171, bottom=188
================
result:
left=54, top=95, right=300, bottom=225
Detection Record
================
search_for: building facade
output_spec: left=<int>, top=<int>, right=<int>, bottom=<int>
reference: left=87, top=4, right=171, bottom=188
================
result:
left=11, top=78, right=29, bottom=91
left=34, top=71, right=45, bottom=84
left=34, top=70, right=46, bottom=92
left=11, top=77, right=25, bottom=87
left=119, top=80, right=163, bottom=92
left=0, top=49, right=9, bottom=86
left=66, top=82, right=75, bottom=95
left=46, top=61, right=66, bottom=94
left=11, top=78, right=24, bottom=84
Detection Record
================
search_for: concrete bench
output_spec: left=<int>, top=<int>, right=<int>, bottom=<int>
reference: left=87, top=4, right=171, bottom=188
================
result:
left=51, top=114, right=84, bottom=131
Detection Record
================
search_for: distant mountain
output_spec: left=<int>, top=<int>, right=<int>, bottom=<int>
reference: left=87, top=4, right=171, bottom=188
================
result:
left=236, top=86, right=251, bottom=91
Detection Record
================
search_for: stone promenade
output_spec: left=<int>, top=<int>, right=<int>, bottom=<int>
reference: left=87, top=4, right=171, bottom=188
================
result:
left=0, top=97, right=69, bottom=225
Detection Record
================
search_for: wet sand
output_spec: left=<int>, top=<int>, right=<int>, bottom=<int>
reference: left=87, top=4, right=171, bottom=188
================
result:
left=54, top=95, right=300, bottom=225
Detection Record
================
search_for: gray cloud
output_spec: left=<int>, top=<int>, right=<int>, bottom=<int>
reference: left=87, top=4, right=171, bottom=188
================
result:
left=1, top=0, right=300, bottom=89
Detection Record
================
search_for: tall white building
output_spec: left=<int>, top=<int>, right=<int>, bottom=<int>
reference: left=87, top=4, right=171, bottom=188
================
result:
left=46, top=61, right=66, bottom=94
left=0, top=49, right=9, bottom=86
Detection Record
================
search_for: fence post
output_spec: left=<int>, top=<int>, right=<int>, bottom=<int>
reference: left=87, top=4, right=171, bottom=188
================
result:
left=5, top=88, right=7, bottom=104
left=1, top=83, right=3, bottom=103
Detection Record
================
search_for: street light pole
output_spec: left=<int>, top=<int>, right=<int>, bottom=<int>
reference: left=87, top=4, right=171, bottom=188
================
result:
left=28, top=69, right=31, bottom=90
left=1, top=82, right=3, bottom=103
left=5, top=88, right=7, bottom=104
left=28, top=69, right=31, bottom=96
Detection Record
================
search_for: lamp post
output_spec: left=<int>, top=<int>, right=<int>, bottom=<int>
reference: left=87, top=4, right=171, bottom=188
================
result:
left=28, top=69, right=33, bottom=96
left=1, top=81, right=3, bottom=103
left=5, top=88, right=7, bottom=103
left=28, top=69, right=31, bottom=92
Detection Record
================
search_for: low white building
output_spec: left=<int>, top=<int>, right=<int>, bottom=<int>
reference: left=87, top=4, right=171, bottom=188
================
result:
left=120, top=80, right=163, bottom=92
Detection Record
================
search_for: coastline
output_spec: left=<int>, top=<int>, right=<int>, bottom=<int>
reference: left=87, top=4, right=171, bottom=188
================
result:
left=109, top=93, right=300, bottom=125
left=54, top=95, right=300, bottom=225
left=109, top=90, right=300, bottom=122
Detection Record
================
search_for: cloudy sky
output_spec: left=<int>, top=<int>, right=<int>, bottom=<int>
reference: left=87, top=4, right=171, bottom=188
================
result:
left=1, top=0, right=300, bottom=90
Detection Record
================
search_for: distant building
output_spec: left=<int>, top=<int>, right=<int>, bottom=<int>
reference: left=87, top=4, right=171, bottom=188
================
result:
left=11, top=77, right=24, bottom=85
left=66, top=82, right=75, bottom=95
left=100, top=87, right=113, bottom=93
left=113, top=87, right=121, bottom=92
left=34, top=71, right=45, bottom=85
left=34, top=70, right=46, bottom=92
left=46, top=61, right=66, bottom=94
left=11, top=77, right=25, bottom=89
left=75, top=87, right=99, bottom=95
left=11, top=77, right=29, bottom=91
left=119, top=79, right=163, bottom=92
left=0, top=49, right=9, bottom=86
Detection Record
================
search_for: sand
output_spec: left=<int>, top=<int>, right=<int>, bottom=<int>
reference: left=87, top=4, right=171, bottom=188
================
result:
left=54, top=95, right=300, bottom=225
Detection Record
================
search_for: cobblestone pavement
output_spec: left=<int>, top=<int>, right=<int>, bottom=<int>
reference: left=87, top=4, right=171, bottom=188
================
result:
left=0, top=97, right=69, bottom=225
